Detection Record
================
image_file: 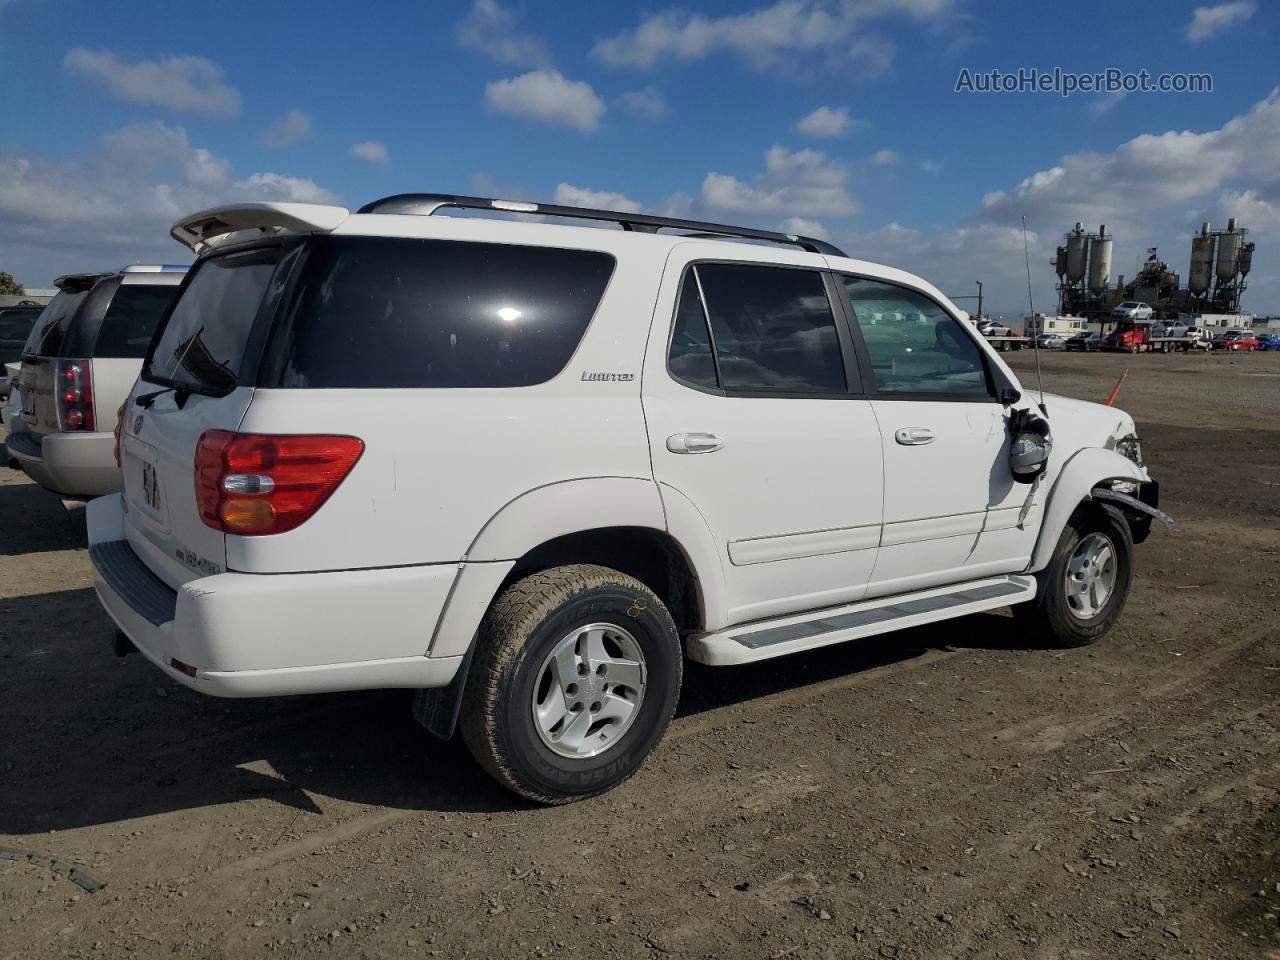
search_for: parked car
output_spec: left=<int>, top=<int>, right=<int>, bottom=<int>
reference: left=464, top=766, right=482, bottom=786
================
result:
left=88, top=194, right=1164, bottom=804
left=7, top=266, right=186, bottom=498
left=1035, top=334, right=1065, bottom=349
left=1064, top=331, right=1102, bottom=352
left=0, top=303, right=44, bottom=398
left=1255, top=333, right=1280, bottom=351
left=1211, top=329, right=1260, bottom=351
left=1111, top=301, right=1153, bottom=321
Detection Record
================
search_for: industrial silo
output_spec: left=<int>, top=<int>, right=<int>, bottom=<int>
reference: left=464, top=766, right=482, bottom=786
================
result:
left=1055, top=246, right=1067, bottom=278
left=1216, top=218, right=1243, bottom=282
left=1239, top=242, right=1254, bottom=276
left=1065, top=224, right=1088, bottom=283
left=1189, top=223, right=1215, bottom=295
left=1087, top=225, right=1112, bottom=293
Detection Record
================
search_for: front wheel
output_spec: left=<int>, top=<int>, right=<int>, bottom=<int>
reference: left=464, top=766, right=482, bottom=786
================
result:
left=460, top=564, right=682, bottom=804
left=1013, top=506, right=1134, bottom=647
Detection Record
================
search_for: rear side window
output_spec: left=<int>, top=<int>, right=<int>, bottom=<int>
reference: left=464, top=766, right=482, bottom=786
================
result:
left=671, top=263, right=846, bottom=394
left=92, top=285, right=180, bottom=358
left=146, top=248, right=284, bottom=394
left=263, top=237, right=615, bottom=389
left=843, top=277, right=991, bottom=398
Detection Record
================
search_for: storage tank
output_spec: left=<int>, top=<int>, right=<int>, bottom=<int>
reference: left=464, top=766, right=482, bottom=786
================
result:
left=1189, top=223, right=1215, bottom=295
left=1065, top=224, right=1088, bottom=283
left=1217, top=218, right=1242, bottom=282
left=1054, top=246, right=1067, bottom=278
left=1087, top=225, right=1111, bottom=293
left=1239, top=242, right=1254, bottom=276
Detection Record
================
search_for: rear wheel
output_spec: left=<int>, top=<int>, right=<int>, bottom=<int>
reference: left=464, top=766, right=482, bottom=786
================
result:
left=460, top=564, right=682, bottom=804
left=1014, top=506, right=1133, bottom=647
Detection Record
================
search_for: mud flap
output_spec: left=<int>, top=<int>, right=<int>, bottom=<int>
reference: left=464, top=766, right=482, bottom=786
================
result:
left=411, top=635, right=477, bottom=740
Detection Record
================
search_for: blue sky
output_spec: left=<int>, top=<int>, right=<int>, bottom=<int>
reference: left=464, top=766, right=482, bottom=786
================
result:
left=1, top=0, right=1278, bottom=314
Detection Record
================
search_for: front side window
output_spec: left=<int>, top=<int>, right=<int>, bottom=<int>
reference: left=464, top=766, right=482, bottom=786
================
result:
left=678, top=263, right=846, bottom=394
left=264, top=237, right=615, bottom=389
left=843, top=277, right=991, bottom=398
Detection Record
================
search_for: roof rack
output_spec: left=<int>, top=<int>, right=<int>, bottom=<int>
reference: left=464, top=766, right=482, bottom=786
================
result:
left=356, top=193, right=847, bottom=257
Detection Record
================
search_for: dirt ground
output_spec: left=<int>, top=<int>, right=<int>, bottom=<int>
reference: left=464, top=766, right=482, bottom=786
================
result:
left=2, top=349, right=1278, bottom=960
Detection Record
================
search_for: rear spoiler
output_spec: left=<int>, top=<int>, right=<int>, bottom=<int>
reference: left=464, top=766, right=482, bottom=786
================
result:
left=171, top=202, right=350, bottom=254
left=53, top=272, right=111, bottom=293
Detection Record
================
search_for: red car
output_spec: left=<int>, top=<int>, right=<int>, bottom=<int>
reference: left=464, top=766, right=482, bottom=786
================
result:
left=1212, top=329, right=1260, bottom=351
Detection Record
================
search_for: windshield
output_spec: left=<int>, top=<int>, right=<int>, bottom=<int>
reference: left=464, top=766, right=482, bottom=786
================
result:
left=145, top=247, right=285, bottom=393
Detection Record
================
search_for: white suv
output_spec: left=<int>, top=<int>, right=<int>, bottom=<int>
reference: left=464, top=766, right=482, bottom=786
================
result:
left=88, top=194, right=1167, bottom=803
left=7, top=266, right=186, bottom=498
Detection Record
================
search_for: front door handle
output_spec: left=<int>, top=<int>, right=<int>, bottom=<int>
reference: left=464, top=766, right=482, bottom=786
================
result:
left=667, top=432, right=725, bottom=454
left=894, top=427, right=935, bottom=446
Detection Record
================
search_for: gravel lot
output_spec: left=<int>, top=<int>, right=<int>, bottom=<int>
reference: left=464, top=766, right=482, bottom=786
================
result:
left=2, top=350, right=1278, bottom=959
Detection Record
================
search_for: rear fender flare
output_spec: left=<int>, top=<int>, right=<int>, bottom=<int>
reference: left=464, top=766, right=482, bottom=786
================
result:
left=1029, top=448, right=1148, bottom=572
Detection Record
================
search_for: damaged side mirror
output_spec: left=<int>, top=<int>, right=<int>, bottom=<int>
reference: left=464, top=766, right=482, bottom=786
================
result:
left=1008, top=407, right=1051, bottom=483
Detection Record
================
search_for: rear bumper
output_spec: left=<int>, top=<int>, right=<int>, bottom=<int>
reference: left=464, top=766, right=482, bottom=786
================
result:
left=7, top=429, right=120, bottom=497
left=87, top=495, right=468, bottom=698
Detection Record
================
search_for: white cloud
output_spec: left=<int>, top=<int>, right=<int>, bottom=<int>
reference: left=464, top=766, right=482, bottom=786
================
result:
left=618, top=87, right=669, bottom=120
left=350, top=141, right=390, bottom=166
left=233, top=173, right=338, bottom=204
left=262, top=110, right=311, bottom=149
left=1186, top=1, right=1255, bottom=41
left=485, top=70, right=606, bottom=132
left=776, top=216, right=829, bottom=240
left=553, top=183, right=643, bottom=212
left=1089, top=90, right=1127, bottom=117
left=795, top=106, right=864, bottom=137
left=701, top=144, right=858, bottom=217
left=455, top=0, right=552, bottom=67
left=0, top=121, right=338, bottom=283
left=593, top=0, right=950, bottom=74
left=63, top=49, right=241, bottom=115
left=920, top=159, right=943, bottom=175
left=979, top=88, right=1280, bottom=234
left=870, top=149, right=899, bottom=166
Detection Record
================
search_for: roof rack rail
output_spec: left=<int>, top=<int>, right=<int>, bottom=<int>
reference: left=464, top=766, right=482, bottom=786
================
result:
left=356, top=193, right=847, bottom=257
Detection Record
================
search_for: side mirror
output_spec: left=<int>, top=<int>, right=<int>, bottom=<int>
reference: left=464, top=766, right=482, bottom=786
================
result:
left=1008, top=408, right=1051, bottom=484
left=999, top=385, right=1021, bottom=406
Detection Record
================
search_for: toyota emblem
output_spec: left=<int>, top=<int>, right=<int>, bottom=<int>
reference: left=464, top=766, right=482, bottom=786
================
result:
left=133, top=414, right=144, bottom=434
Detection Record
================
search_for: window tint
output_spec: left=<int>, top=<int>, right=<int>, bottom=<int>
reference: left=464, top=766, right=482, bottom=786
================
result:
left=0, top=309, right=40, bottom=342
left=147, top=248, right=283, bottom=394
left=695, top=264, right=845, bottom=393
left=668, top=272, right=718, bottom=390
left=264, top=237, right=614, bottom=389
left=23, top=290, right=88, bottom=357
left=843, top=277, right=991, bottom=398
left=92, top=285, right=180, bottom=358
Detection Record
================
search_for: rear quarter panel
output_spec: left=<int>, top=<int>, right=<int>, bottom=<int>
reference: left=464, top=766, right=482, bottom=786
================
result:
left=226, top=240, right=670, bottom=574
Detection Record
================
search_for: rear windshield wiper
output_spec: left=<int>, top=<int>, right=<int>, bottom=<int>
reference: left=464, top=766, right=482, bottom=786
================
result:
left=134, top=379, right=222, bottom=409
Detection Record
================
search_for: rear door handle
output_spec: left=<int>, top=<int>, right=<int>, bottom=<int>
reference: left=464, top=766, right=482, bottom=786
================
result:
left=667, top=432, right=725, bottom=454
left=894, top=427, right=935, bottom=446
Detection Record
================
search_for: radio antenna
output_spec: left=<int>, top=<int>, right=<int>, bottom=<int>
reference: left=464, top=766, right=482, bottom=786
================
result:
left=1022, top=215, right=1047, bottom=414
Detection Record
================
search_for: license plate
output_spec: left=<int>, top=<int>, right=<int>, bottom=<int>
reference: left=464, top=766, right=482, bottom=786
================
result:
left=142, top=462, right=160, bottom=511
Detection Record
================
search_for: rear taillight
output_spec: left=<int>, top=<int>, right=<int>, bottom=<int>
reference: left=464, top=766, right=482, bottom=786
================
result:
left=194, top=431, right=364, bottom=536
left=113, top=402, right=126, bottom=468
left=56, top=359, right=94, bottom=431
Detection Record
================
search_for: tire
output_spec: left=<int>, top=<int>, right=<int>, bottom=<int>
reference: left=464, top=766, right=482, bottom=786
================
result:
left=460, top=564, right=682, bottom=804
left=1013, top=505, right=1133, bottom=648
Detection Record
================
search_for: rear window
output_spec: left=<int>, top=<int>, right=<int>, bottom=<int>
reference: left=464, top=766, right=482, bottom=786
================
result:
left=92, top=284, right=180, bottom=358
left=146, top=247, right=284, bottom=393
left=0, top=308, right=41, bottom=342
left=23, top=290, right=88, bottom=357
left=261, top=236, right=615, bottom=389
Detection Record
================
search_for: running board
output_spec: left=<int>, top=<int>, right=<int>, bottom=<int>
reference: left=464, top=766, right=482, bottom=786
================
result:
left=687, top=575, right=1036, bottom=666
